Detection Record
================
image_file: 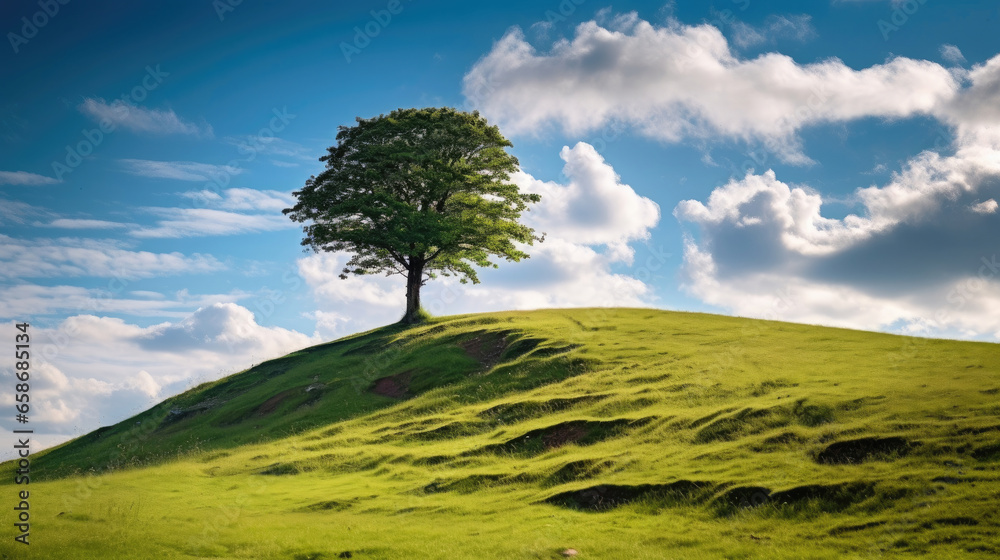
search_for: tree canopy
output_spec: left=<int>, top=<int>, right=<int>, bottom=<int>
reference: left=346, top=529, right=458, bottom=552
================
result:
left=283, top=107, right=542, bottom=323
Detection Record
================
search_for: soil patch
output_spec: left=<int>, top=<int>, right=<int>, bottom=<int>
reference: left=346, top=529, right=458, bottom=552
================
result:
left=370, top=370, right=414, bottom=399
left=459, top=333, right=508, bottom=367
left=254, top=389, right=296, bottom=417
left=543, top=423, right=590, bottom=448
left=160, top=397, right=224, bottom=427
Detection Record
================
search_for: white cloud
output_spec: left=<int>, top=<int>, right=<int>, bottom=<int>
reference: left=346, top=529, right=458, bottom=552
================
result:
left=971, top=199, right=998, bottom=214
left=671, top=46, right=1000, bottom=339
left=120, top=159, right=242, bottom=182
left=78, top=98, right=211, bottom=137
left=226, top=135, right=315, bottom=162
left=132, top=188, right=298, bottom=238
left=0, top=170, right=60, bottom=185
left=180, top=188, right=295, bottom=211
left=0, top=234, right=224, bottom=280
left=730, top=14, right=815, bottom=48
left=0, top=283, right=247, bottom=319
left=675, top=169, right=879, bottom=256
left=133, top=207, right=294, bottom=238
left=514, top=142, right=660, bottom=253
left=464, top=15, right=958, bottom=163
left=46, top=219, right=130, bottom=229
left=941, top=44, right=966, bottom=65
left=680, top=239, right=1000, bottom=340
left=675, top=124, right=1000, bottom=339
left=942, top=55, right=1000, bottom=130
left=0, top=305, right=319, bottom=458
left=508, top=19, right=1000, bottom=339
left=298, top=252, right=404, bottom=309
left=133, top=303, right=318, bottom=355
left=299, top=142, right=663, bottom=336
left=0, top=198, right=52, bottom=225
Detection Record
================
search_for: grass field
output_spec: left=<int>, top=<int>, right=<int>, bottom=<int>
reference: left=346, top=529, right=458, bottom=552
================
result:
left=2, top=308, right=998, bottom=559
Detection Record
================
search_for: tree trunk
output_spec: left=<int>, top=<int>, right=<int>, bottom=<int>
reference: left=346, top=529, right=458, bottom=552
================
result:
left=402, top=258, right=424, bottom=324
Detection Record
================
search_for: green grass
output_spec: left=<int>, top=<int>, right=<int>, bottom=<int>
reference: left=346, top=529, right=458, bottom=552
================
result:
left=2, top=308, right=999, bottom=559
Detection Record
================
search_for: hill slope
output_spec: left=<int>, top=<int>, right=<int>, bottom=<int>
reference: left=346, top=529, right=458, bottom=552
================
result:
left=3, top=308, right=999, bottom=559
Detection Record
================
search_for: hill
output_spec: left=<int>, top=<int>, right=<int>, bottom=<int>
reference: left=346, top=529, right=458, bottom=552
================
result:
left=2, top=308, right=999, bottom=559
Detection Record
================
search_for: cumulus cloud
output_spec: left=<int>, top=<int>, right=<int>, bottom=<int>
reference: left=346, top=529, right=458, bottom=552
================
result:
left=298, top=142, right=664, bottom=337
left=464, top=15, right=958, bottom=163
left=79, top=99, right=212, bottom=137
left=673, top=48, right=1000, bottom=339
left=463, top=10, right=1000, bottom=340
left=0, top=305, right=319, bottom=458
left=0, top=170, right=61, bottom=185
left=513, top=142, right=660, bottom=254
left=133, top=303, right=317, bottom=355
left=675, top=132, right=1000, bottom=338
left=941, top=55, right=1000, bottom=131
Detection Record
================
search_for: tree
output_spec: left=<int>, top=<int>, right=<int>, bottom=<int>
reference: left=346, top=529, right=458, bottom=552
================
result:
left=283, top=107, right=543, bottom=324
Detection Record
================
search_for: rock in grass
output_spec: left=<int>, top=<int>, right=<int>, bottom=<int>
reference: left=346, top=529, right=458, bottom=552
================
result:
left=561, top=549, right=579, bottom=557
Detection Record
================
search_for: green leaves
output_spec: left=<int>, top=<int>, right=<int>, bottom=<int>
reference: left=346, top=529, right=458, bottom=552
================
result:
left=284, top=107, right=542, bottom=285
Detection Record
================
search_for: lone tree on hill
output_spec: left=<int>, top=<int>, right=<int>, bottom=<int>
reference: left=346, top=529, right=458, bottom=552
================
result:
left=284, top=107, right=543, bottom=324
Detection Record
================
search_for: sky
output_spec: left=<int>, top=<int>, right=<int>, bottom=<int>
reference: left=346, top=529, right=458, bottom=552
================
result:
left=2, top=0, right=999, bottom=455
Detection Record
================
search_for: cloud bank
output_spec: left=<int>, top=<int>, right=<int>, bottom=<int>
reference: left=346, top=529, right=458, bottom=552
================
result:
left=464, top=15, right=957, bottom=163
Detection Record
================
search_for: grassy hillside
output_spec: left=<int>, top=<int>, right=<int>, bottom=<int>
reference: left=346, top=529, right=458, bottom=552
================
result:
left=2, top=308, right=999, bottom=559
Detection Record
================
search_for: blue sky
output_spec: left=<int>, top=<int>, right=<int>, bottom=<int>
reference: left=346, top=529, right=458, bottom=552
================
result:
left=2, top=0, right=1000, bottom=453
